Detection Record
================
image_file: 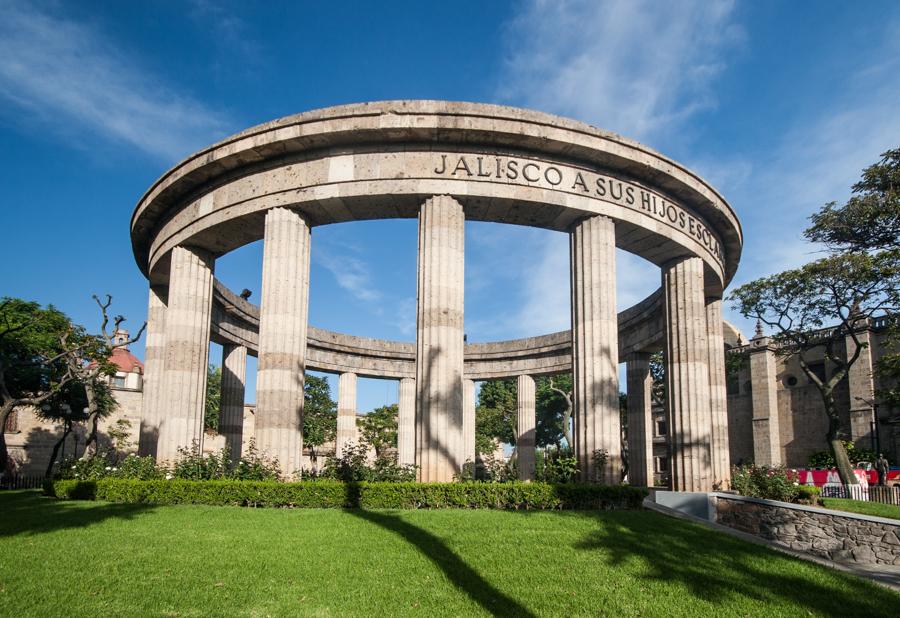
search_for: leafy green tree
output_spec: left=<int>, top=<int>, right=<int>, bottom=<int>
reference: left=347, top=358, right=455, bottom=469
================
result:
left=1, top=298, right=84, bottom=475
left=359, top=404, right=398, bottom=458
left=302, top=374, right=336, bottom=461
left=730, top=251, right=898, bottom=485
left=204, top=364, right=221, bottom=432
left=804, top=148, right=899, bottom=253
left=536, top=374, right=572, bottom=447
left=475, top=379, right=516, bottom=455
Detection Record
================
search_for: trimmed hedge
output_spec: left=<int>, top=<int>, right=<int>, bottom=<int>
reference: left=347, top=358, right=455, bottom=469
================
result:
left=43, top=479, right=647, bottom=510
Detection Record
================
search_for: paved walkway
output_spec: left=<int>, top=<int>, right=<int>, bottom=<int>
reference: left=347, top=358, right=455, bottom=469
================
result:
left=643, top=499, right=900, bottom=591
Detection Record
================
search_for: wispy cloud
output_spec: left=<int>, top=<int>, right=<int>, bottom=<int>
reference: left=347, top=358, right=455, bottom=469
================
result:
left=316, top=250, right=382, bottom=304
left=0, top=1, right=233, bottom=161
left=499, top=0, right=741, bottom=144
left=491, top=0, right=739, bottom=337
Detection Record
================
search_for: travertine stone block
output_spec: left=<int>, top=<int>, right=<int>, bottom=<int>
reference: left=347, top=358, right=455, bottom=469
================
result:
left=663, top=256, right=713, bottom=491
left=415, top=195, right=465, bottom=482
left=571, top=215, right=621, bottom=483
left=336, top=372, right=358, bottom=456
left=255, top=207, right=311, bottom=477
left=220, top=344, right=247, bottom=460
left=625, top=353, right=654, bottom=487
left=517, top=374, right=536, bottom=481
left=398, top=377, right=416, bottom=465
left=706, top=297, right=730, bottom=486
left=139, top=284, right=167, bottom=457
left=463, top=379, right=476, bottom=467
left=157, top=246, right=214, bottom=464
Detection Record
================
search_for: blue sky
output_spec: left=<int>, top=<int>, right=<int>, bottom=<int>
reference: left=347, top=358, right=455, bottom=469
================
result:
left=2, top=0, right=899, bottom=412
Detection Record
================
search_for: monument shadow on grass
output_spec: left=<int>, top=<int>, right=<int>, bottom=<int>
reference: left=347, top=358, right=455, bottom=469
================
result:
left=0, top=490, right=155, bottom=539
left=571, top=510, right=899, bottom=616
left=351, top=508, right=537, bottom=618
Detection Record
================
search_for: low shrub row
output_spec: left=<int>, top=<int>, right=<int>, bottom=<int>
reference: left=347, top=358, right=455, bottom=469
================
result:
left=44, top=479, right=648, bottom=510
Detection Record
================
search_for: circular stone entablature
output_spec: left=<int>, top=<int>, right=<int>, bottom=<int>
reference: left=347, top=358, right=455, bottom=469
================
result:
left=133, top=100, right=742, bottom=374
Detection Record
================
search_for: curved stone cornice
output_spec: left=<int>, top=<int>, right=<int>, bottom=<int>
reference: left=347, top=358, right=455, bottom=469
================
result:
left=132, top=101, right=741, bottom=294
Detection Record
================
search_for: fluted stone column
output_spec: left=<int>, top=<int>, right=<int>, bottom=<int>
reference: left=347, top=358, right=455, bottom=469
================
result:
left=517, top=375, right=536, bottom=481
left=139, top=285, right=167, bottom=457
left=336, top=372, right=358, bottom=457
left=749, top=336, right=781, bottom=466
left=156, top=246, right=214, bottom=463
left=220, top=344, right=247, bottom=460
left=663, top=256, right=713, bottom=492
left=415, top=195, right=465, bottom=482
left=255, top=207, right=311, bottom=477
left=706, top=297, right=730, bottom=487
left=398, top=377, right=416, bottom=465
left=570, top=215, right=621, bottom=484
left=625, top=353, right=654, bottom=487
left=463, top=379, right=476, bottom=467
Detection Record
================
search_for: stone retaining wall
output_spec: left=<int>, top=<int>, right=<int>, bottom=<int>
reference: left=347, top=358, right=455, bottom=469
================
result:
left=714, top=494, right=900, bottom=566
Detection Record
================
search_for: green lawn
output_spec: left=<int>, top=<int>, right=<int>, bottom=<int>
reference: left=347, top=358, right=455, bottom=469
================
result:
left=822, top=497, right=900, bottom=520
left=0, top=491, right=897, bottom=617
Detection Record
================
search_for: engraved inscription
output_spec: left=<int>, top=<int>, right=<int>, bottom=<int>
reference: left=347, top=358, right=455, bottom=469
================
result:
left=433, top=153, right=724, bottom=264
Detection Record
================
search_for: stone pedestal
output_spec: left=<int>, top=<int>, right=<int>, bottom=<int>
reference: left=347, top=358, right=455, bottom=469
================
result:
left=749, top=336, right=781, bottom=466
left=139, top=285, right=167, bottom=457
left=336, top=372, right=358, bottom=456
left=663, top=256, right=713, bottom=492
left=220, top=344, right=247, bottom=460
left=415, top=195, right=465, bottom=482
left=570, top=215, right=620, bottom=483
left=625, top=353, right=654, bottom=487
left=156, top=246, right=214, bottom=464
left=398, top=377, right=416, bottom=465
left=706, top=297, right=730, bottom=486
left=255, top=207, right=311, bottom=477
left=463, top=379, right=476, bottom=468
left=517, top=374, right=536, bottom=481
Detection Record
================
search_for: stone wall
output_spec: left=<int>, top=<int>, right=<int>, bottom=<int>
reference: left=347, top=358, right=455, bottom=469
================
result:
left=714, top=494, right=900, bottom=566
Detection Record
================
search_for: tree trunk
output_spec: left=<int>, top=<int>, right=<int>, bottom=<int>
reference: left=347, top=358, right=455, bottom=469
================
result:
left=80, top=384, right=99, bottom=460
left=0, top=402, right=16, bottom=477
left=822, top=392, right=858, bottom=485
left=45, top=420, right=72, bottom=478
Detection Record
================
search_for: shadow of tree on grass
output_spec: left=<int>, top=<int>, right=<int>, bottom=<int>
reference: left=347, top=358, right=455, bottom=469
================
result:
left=0, top=490, right=155, bottom=538
left=573, top=511, right=900, bottom=617
left=352, top=509, right=536, bottom=617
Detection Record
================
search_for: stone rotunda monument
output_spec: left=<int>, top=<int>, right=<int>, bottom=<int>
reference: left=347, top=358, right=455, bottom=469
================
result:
left=132, top=100, right=742, bottom=491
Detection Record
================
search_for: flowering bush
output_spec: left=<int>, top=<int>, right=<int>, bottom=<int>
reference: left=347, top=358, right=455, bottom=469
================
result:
left=730, top=464, right=799, bottom=502
left=319, top=443, right=416, bottom=482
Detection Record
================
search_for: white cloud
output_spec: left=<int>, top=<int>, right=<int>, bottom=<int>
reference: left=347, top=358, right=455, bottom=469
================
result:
left=0, top=1, right=232, bottom=161
left=490, top=0, right=739, bottom=338
left=499, top=0, right=741, bottom=144
left=315, top=250, right=382, bottom=304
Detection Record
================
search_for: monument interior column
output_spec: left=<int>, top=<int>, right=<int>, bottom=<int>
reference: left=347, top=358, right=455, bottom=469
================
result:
left=463, top=378, right=476, bottom=469
left=570, top=215, right=621, bottom=483
left=516, top=374, right=536, bottom=481
left=398, top=377, right=416, bottom=466
left=336, top=372, right=358, bottom=456
left=255, top=207, right=311, bottom=477
left=220, top=343, right=247, bottom=460
left=415, top=195, right=465, bottom=482
left=663, top=256, right=713, bottom=492
left=156, top=245, right=214, bottom=463
left=625, top=352, right=654, bottom=487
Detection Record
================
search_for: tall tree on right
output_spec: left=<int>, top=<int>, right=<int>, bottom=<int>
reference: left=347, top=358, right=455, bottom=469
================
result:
left=729, top=148, right=899, bottom=485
